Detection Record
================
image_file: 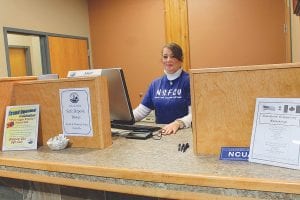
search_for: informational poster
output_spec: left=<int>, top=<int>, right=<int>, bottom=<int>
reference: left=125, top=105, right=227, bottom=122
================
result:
left=249, top=98, right=300, bottom=170
left=60, top=88, right=93, bottom=136
left=2, top=105, right=39, bottom=151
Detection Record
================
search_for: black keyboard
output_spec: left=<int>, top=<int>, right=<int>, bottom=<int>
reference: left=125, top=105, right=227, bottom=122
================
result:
left=111, top=123, right=161, bottom=132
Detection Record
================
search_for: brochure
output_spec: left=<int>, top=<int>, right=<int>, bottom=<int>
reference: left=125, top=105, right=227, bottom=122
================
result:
left=2, top=105, right=39, bottom=151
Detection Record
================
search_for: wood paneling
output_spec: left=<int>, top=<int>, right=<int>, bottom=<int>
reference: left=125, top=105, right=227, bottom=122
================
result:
left=10, top=76, right=112, bottom=149
left=0, top=76, right=37, bottom=148
left=190, top=63, right=300, bottom=155
left=48, top=36, right=89, bottom=78
left=164, top=0, right=190, bottom=71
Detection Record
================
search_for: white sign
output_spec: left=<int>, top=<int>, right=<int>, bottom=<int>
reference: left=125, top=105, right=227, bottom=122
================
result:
left=60, top=88, right=93, bottom=136
left=249, top=98, right=300, bottom=170
left=67, top=69, right=102, bottom=78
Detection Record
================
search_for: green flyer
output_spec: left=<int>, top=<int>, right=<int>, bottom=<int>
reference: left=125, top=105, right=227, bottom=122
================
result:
left=2, top=105, right=39, bottom=151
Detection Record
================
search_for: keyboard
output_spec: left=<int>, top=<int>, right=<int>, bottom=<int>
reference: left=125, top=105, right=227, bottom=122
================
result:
left=111, top=123, right=161, bottom=132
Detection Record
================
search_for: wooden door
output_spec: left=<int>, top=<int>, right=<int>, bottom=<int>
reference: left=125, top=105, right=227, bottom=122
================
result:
left=9, top=48, right=27, bottom=76
left=48, top=36, right=89, bottom=78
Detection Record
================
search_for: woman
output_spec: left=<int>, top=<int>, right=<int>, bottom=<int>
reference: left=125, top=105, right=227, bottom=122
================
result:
left=133, top=43, right=191, bottom=134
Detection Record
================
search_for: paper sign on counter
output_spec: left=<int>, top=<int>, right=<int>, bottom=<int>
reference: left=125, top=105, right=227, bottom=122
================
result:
left=249, top=98, right=300, bottom=170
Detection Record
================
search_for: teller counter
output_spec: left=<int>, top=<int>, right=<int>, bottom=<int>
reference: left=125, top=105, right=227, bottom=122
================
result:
left=0, top=128, right=299, bottom=200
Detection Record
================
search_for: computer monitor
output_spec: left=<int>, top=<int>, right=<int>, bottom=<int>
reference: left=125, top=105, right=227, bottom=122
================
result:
left=100, top=68, right=135, bottom=124
left=67, top=68, right=135, bottom=125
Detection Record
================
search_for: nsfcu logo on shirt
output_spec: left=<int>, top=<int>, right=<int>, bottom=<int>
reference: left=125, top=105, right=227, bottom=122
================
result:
left=155, top=89, right=182, bottom=99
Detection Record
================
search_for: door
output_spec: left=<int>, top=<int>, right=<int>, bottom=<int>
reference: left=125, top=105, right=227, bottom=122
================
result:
left=9, top=47, right=28, bottom=76
left=48, top=36, right=89, bottom=78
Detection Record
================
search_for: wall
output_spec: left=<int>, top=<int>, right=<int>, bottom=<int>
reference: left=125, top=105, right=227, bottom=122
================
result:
left=88, top=0, right=165, bottom=107
left=88, top=0, right=291, bottom=106
left=291, top=1, right=300, bottom=62
left=0, top=0, right=91, bottom=77
left=188, top=0, right=288, bottom=68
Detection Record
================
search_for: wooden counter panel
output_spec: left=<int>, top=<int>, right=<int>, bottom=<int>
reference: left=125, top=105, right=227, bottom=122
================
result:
left=0, top=76, right=37, bottom=149
left=190, top=63, right=300, bottom=155
left=11, top=77, right=112, bottom=149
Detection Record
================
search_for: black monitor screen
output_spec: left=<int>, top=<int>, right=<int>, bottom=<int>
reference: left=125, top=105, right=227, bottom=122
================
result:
left=67, top=68, right=135, bottom=125
left=101, top=68, right=135, bottom=124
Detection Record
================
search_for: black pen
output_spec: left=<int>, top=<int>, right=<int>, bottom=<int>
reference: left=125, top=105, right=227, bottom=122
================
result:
left=181, top=143, right=185, bottom=152
left=183, top=143, right=190, bottom=152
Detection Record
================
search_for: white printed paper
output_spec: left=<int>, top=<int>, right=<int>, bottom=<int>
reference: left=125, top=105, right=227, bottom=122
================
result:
left=60, top=88, right=93, bottom=136
left=249, top=98, right=300, bottom=170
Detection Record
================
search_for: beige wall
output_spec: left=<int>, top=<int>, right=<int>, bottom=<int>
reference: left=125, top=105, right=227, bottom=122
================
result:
left=0, top=0, right=90, bottom=77
left=291, top=1, right=300, bottom=62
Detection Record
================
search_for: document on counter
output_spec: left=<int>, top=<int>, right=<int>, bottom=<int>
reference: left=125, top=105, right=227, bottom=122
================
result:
left=2, top=105, right=39, bottom=151
left=60, top=88, right=93, bottom=136
left=249, top=98, right=300, bottom=170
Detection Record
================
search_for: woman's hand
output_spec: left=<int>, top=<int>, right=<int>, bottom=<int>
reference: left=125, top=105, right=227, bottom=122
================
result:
left=161, top=121, right=182, bottom=135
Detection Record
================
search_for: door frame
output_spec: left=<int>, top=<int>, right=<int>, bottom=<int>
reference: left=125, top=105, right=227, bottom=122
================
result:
left=3, top=27, right=90, bottom=77
left=8, top=45, right=32, bottom=76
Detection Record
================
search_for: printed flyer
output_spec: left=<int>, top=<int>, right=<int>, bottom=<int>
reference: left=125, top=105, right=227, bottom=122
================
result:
left=2, top=105, right=39, bottom=151
left=249, top=98, right=300, bottom=170
left=60, top=88, right=93, bottom=136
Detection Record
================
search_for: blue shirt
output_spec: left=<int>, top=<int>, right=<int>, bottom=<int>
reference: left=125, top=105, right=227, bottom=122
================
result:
left=141, top=71, right=191, bottom=124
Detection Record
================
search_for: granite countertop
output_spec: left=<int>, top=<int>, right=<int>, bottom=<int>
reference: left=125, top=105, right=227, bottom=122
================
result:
left=0, top=128, right=299, bottom=195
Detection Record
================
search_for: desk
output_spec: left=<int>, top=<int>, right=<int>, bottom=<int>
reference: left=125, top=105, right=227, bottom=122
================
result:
left=0, top=129, right=299, bottom=200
